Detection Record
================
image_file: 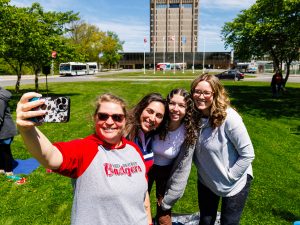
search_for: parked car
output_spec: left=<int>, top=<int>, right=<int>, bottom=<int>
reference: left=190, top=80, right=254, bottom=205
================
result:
left=246, top=67, right=257, bottom=74
left=215, top=70, right=245, bottom=81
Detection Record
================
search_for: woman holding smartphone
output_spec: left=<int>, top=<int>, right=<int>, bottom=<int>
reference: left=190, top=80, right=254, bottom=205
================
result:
left=148, top=88, right=197, bottom=225
left=16, top=92, right=151, bottom=225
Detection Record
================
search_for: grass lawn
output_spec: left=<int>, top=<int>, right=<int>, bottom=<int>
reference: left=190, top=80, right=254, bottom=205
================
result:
left=96, top=69, right=256, bottom=79
left=1, top=72, right=299, bottom=225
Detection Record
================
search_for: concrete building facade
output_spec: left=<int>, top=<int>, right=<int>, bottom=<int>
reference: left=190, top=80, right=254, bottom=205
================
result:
left=150, top=0, right=199, bottom=53
left=119, top=52, right=231, bottom=69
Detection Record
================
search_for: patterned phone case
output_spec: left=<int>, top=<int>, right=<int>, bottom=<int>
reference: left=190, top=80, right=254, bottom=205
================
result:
left=30, top=96, right=70, bottom=123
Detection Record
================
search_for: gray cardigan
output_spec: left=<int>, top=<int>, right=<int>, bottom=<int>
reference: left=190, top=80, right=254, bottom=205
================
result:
left=161, top=107, right=255, bottom=209
left=0, top=87, right=17, bottom=140
left=194, top=108, right=254, bottom=197
left=160, top=141, right=195, bottom=210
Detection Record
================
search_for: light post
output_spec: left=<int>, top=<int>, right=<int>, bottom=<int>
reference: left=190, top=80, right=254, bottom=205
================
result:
left=163, top=36, right=166, bottom=74
left=192, top=37, right=196, bottom=74
left=230, top=49, right=234, bottom=69
left=192, top=48, right=195, bottom=74
left=182, top=36, right=186, bottom=74
left=98, top=52, right=103, bottom=72
left=51, top=51, right=57, bottom=76
left=144, top=37, right=147, bottom=75
left=202, top=39, right=205, bottom=74
left=153, top=41, right=156, bottom=74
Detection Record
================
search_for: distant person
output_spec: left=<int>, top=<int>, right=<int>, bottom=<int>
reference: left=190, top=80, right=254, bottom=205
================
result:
left=191, top=74, right=255, bottom=225
left=16, top=92, right=150, bottom=225
left=149, top=88, right=197, bottom=225
left=0, top=87, right=18, bottom=176
left=271, top=71, right=283, bottom=97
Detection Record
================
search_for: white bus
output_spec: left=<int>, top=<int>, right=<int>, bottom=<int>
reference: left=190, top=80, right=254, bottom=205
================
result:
left=86, top=62, right=98, bottom=75
left=171, top=63, right=187, bottom=70
left=156, top=63, right=171, bottom=71
left=236, top=62, right=257, bottom=73
left=59, top=62, right=87, bottom=76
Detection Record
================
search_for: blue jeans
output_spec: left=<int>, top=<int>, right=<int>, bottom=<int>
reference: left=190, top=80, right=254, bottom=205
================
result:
left=0, top=137, right=13, bottom=145
left=148, top=164, right=173, bottom=225
left=0, top=137, right=14, bottom=172
left=198, top=175, right=252, bottom=225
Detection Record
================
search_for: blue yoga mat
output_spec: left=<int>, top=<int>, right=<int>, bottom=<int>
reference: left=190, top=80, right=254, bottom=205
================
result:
left=12, top=158, right=40, bottom=175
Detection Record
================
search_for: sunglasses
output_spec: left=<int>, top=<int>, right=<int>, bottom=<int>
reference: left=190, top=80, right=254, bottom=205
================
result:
left=97, top=113, right=125, bottom=123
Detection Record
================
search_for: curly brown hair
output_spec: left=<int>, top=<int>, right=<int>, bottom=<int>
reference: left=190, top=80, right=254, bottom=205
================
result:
left=159, top=88, right=198, bottom=146
left=190, top=74, right=230, bottom=128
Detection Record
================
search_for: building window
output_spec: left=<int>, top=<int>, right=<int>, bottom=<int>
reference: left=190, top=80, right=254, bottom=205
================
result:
left=157, top=4, right=168, bottom=8
left=181, top=4, right=192, bottom=8
left=169, top=4, right=180, bottom=8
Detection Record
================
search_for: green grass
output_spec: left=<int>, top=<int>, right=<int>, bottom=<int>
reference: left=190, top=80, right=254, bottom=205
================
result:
left=1, top=73, right=299, bottom=225
left=96, top=69, right=257, bottom=79
left=96, top=70, right=200, bottom=79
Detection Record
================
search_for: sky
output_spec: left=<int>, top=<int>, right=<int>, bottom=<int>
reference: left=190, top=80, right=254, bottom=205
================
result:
left=10, top=0, right=256, bottom=52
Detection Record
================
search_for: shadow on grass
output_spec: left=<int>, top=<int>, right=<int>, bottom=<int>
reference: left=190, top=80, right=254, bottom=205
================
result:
left=226, top=85, right=300, bottom=121
left=5, top=84, right=300, bottom=124
left=271, top=208, right=299, bottom=222
left=5, top=88, right=80, bottom=112
left=289, top=125, right=300, bottom=135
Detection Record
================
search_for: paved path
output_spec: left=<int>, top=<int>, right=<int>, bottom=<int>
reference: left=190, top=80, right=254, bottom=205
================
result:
left=1, top=71, right=299, bottom=88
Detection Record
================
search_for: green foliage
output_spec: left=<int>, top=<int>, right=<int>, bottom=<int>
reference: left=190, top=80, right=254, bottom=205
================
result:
left=101, top=31, right=124, bottom=68
left=2, top=74, right=299, bottom=224
left=222, top=0, right=300, bottom=79
left=65, top=23, right=125, bottom=68
left=0, top=1, right=80, bottom=92
left=67, top=21, right=106, bottom=62
left=0, top=59, right=14, bottom=75
left=24, top=3, right=80, bottom=91
left=0, top=1, right=125, bottom=90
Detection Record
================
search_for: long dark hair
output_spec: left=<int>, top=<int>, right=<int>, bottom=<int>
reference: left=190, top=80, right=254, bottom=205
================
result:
left=126, top=93, right=167, bottom=141
left=159, top=88, right=197, bottom=146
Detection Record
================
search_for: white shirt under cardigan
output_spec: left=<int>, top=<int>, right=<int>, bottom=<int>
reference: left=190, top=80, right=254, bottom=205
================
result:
left=194, top=107, right=255, bottom=197
left=152, top=124, right=186, bottom=166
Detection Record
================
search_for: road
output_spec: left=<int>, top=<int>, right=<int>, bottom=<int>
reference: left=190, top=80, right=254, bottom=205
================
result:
left=1, top=70, right=299, bottom=88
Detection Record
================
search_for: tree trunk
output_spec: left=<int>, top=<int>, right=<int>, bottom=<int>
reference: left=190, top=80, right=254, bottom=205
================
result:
left=4, top=58, right=22, bottom=93
left=34, top=68, right=39, bottom=92
left=15, top=64, right=23, bottom=93
left=15, top=74, right=21, bottom=93
left=35, top=73, right=39, bottom=92
left=283, top=61, right=291, bottom=87
left=270, top=49, right=280, bottom=72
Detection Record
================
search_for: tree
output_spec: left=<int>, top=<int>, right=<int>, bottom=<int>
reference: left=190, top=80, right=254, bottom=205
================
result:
left=0, top=0, right=80, bottom=92
left=221, top=0, right=300, bottom=84
left=24, top=3, right=80, bottom=91
left=101, top=31, right=124, bottom=68
left=67, top=21, right=106, bottom=62
left=0, top=2, right=30, bottom=92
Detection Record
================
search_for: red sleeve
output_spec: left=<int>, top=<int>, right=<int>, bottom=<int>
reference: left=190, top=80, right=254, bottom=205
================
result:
left=53, top=137, right=98, bottom=179
left=124, top=139, right=148, bottom=181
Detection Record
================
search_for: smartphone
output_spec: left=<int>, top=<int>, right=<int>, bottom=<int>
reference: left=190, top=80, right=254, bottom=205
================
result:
left=29, top=96, right=70, bottom=123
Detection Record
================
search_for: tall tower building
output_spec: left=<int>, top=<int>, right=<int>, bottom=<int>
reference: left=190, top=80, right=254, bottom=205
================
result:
left=150, top=0, right=199, bottom=53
